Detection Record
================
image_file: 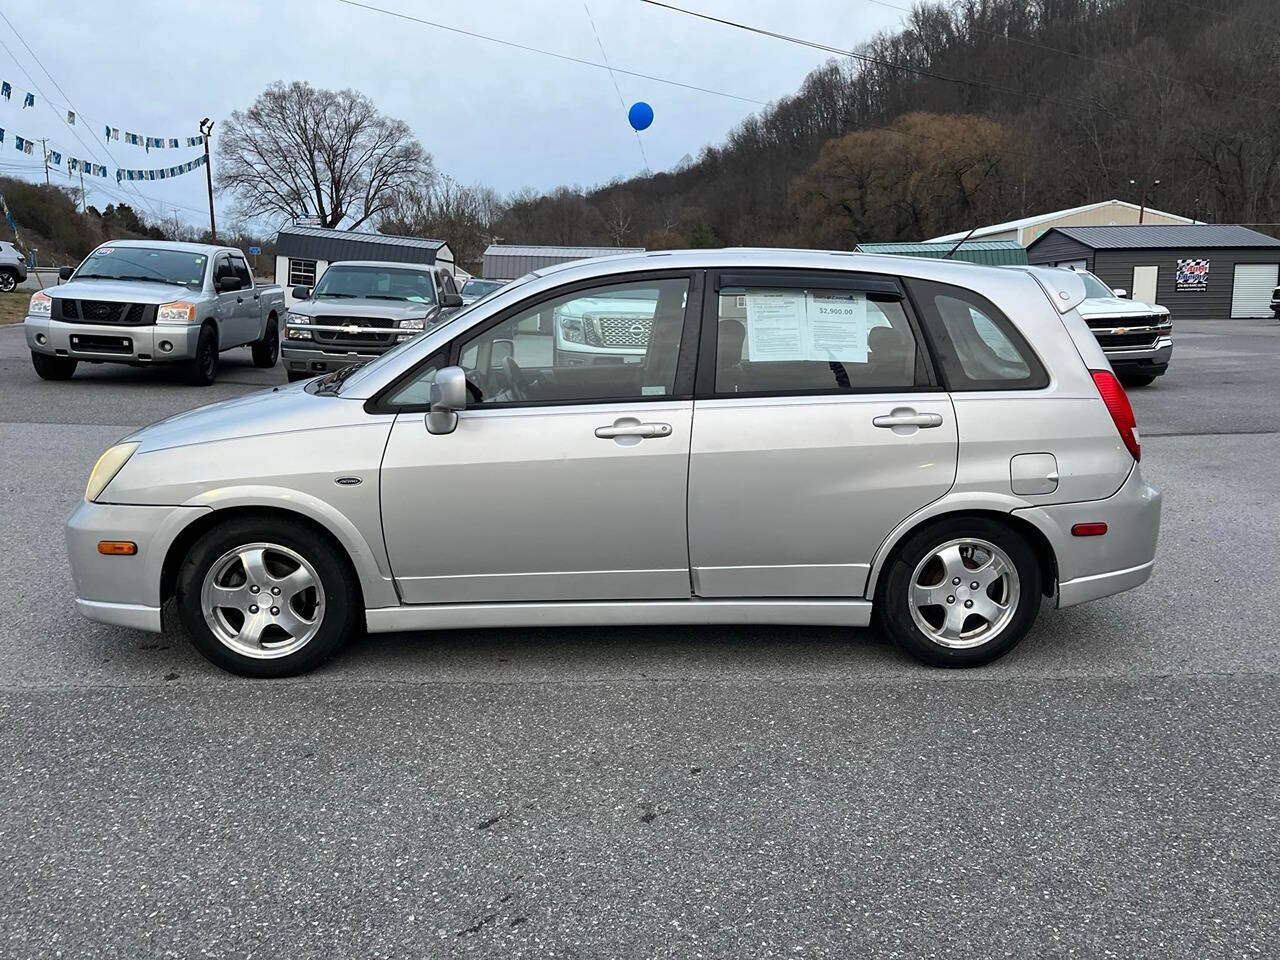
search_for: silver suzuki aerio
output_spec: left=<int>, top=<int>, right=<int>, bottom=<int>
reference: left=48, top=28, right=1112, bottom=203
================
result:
left=67, top=250, right=1161, bottom=677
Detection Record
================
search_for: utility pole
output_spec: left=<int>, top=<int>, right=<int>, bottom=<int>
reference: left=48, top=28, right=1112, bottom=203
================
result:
left=199, top=117, right=216, bottom=241
left=40, top=139, right=50, bottom=185
left=1130, top=178, right=1161, bottom=224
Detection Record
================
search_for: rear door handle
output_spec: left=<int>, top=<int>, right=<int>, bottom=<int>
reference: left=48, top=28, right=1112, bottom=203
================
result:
left=595, top=421, right=672, bottom=439
left=872, top=411, right=944, bottom=428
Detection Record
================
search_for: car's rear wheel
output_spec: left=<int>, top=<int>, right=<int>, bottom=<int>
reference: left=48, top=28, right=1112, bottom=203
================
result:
left=185, top=325, right=218, bottom=386
left=175, top=517, right=361, bottom=677
left=251, top=315, right=279, bottom=368
left=31, top=350, right=78, bottom=380
left=0, top=268, right=18, bottom=292
left=876, top=517, right=1041, bottom=667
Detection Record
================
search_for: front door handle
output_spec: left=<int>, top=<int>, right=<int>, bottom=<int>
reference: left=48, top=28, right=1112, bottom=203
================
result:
left=595, top=421, right=672, bottom=439
left=872, top=410, right=944, bottom=429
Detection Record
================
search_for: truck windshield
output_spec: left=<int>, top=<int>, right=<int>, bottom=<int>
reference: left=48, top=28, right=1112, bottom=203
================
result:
left=313, top=265, right=436, bottom=304
left=74, top=246, right=208, bottom=288
left=1076, top=271, right=1118, bottom=300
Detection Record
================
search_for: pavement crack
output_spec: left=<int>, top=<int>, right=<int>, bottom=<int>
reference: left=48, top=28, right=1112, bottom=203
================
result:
left=456, top=913, right=497, bottom=937
left=475, top=809, right=510, bottom=830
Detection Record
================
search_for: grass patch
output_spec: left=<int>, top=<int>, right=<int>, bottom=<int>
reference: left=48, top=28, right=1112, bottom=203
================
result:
left=0, top=291, right=29, bottom=324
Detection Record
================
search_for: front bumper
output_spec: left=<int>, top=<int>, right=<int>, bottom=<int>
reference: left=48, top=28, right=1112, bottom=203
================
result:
left=1103, top=336, right=1173, bottom=376
left=1014, top=463, right=1162, bottom=608
left=281, top=340, right=393, bottom=376
left=26, top=316, right=201, bottom=363
left=66, top=499, right=211, bottom=632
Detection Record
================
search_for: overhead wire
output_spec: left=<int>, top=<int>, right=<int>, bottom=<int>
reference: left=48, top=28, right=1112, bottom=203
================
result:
left=582, top=1, right=650, bottom=173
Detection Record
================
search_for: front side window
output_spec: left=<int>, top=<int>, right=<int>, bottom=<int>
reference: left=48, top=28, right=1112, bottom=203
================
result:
left=385, top=277, right=690, bottom=408
left=75, top=245, right=208, bottom=289
left=713, top=284, right=924, bottom=394
left=230, top=256, right=252, bottom=287
left=908, top=279, right=1048, bottom=390
left=288, top=258, right=317, bottom=287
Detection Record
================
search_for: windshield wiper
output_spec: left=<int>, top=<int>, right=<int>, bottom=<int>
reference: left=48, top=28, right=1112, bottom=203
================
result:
left=363, top=295, right=410, bottom=301
left=313, top=360, right=369, bottom=395
left=107, top=274, right=172, bottom=283
left=315, top=292, right=355, bottom=298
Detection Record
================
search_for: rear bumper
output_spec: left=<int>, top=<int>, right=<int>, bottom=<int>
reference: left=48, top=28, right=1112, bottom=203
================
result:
left=26, top=316, right=201, bottom=362
left=1013, top=463, right=1162, bottom=608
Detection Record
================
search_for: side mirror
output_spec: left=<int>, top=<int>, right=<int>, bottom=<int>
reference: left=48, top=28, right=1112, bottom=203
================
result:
left=216, top=275, right=242, bottom=293
left=441, top=292, right=463, bottom=309
left=1112, top=288, right=1128, bottom=299
left=292, top=284, right=311, bottom=300
left=59, top=266, right=74, bottom=281
left=490, top=338, right=515, bottom=368
left=426, top=365, right=467, bottom=435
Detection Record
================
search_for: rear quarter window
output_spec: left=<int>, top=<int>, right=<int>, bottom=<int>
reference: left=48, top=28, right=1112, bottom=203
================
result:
left=907, top=279, right=1049, bottom=391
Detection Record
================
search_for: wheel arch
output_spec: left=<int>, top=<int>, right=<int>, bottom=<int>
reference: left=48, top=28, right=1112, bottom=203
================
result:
left=867, top=501, right=1059, bottom=601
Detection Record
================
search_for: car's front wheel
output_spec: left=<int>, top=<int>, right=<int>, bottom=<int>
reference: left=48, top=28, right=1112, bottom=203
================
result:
left=876, top=517, right=1042, bottom=667
left=175, top=516, right=361, bottom=677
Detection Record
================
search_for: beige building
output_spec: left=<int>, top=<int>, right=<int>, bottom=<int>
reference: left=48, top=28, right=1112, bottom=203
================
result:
left=928, top=200, right=1199, bottom=248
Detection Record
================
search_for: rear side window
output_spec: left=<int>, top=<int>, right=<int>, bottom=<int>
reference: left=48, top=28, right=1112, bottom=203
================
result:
left=712, top=284, right=928, bottom=395
left=908, top=279, right=1048, bottom=390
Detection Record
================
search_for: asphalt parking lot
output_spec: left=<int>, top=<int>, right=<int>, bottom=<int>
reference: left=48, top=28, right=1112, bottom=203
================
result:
left=1, top=319, right=1277, bottom=958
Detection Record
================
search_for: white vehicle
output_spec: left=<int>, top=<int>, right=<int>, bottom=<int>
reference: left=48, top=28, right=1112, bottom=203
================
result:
left=0, top=239, right=28, bottom=292
left=1069, top=269, right=1172, bottom=386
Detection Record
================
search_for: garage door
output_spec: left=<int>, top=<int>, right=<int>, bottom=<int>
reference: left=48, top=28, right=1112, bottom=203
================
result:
left=1231, top=263, right=1279, bottom=318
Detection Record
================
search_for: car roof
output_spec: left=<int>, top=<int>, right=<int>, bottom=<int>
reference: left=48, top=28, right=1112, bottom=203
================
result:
left=97, top=239, right=229, bottom=257
left=325, top=260, right=438, bottom=271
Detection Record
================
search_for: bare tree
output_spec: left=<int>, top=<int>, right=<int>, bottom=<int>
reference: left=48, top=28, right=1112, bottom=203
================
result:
left=379, top=175, right=506, bottom=270
left=217, top=81, right=428, bottom=230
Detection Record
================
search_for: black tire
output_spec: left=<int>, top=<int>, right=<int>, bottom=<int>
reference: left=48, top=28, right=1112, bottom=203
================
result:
left=251, top=314, right=279, bottom=368
left=185, top=324, right=218, bottom=386
left=175, top=516, right=362, bottom=678
left=875, top=516, right=1042, bottom=668
left=31, top=350, right=77, bottom=380
left=286, top=369, right=313, bottom=383
left=0, top=268, right=18, bottom=292
left=1119, top=374, right=1156, bottom=388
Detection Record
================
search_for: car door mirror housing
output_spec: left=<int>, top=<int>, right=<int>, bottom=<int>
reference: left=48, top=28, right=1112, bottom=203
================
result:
left=1112, top=288, right=1128, bottom=298
left=292, top=285, right=311, bottom=300
left=441, top=292, right=463, bottom=309
left=216, top=275, right=241, bottom=293
left=59, top=266, right=74, bottom=281
left=426, top=365, right=467, bottom=435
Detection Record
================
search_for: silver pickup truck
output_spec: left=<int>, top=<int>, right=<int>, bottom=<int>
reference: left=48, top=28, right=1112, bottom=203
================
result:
left=24, top=239, right=285, bottom=385
left=282, top=260, right=462, bottom=382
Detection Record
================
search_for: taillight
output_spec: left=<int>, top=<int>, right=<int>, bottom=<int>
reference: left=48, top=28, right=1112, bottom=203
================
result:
left=1090, top=369, right=1140, bottom=461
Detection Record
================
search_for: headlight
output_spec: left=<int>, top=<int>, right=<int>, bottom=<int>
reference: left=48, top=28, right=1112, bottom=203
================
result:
left=398, top=317, right=426, bottom=330
left=85, top=442, right=140, bottom=503
left=286, top=311, right=311, bottom=340
left=29, top=291, right=51, bottom=316
left=560, top=316, right=585, bottom=343
left=157, top=301, right=196, bottom=323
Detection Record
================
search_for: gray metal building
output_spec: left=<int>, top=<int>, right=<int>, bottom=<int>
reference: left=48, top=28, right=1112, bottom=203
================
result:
left=1027, top=224, right=1280, bottom=319
left=275, top=225, right=454, bottom=305
left=482, top=244, right=644, bottom=280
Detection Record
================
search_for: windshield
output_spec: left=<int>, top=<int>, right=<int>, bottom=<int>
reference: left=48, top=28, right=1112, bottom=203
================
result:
left=74, top=246, right=207, bottom=288
left=461, top=279, right=504, bottom=297
left=1074, top=270, right=1118, bottom=300
left=313, top=265, right=436, bottom=304
left=333, top=272, right=539, bottom=395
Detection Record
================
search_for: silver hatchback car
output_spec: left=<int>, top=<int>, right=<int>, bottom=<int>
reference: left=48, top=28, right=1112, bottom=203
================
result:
left=66, top=250, right=1160, bottom=676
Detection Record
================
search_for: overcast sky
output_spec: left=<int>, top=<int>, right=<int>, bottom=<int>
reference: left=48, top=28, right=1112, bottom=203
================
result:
left=0, top=0, right=904, bottom=236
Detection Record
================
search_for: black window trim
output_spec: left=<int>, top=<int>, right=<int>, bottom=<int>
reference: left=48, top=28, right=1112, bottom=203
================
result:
left=903, top=277, right=1051, bottom=392
left=695, top=267, right=941, bottom=400
left=365, top=268, right=705, bottom=415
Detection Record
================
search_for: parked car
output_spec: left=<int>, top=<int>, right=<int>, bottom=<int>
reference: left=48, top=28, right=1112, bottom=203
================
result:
left=1270, top=284, right=1279, bottom=318
left=0, top=239, right=28, bottom=292
left=282, top=260, right=463, bottom=382
left=459, top=277, right=507, bottom=305
left=1068, top=268, right=1172, bottom=387
left=24, top=240, right=285, bottom=385
left=66, top=249, right=1160, bottom=677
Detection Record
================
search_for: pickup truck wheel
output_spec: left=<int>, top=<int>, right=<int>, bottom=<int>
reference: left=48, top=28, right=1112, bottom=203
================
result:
left=0, top=268, right=18, bottom=292
left=1119, top=374, right=1156, bottom=388
left=875, top=517, right=1041, bottom=668
left=31, top=351, right=78, bottom=380
left=251, top=315, right=279, bottom=368
left=175, top=516, right=360, bottom=678
left=185, top=325, right=218, bottom=386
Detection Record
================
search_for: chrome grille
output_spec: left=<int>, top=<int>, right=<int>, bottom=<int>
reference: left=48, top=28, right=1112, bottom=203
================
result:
left=312, top=315, right=396, bottom=348
left=591, top=313, right=652, bottom=347
left=1084, top=314, right=1165, bottom=330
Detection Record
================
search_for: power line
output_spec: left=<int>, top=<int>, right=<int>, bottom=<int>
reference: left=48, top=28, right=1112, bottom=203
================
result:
left=333, top=0, right=766, bottom=105
left=640, top=0, right=1151, bottom=124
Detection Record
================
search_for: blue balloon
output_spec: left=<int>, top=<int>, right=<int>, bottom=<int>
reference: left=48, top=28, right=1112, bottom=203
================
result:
left=628, top=101, right=654, bottom=132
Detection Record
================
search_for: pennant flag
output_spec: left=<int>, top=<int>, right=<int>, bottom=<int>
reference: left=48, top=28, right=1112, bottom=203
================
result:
left=14, top=135, right=23, bottom=151
left=144, top=136, right=153, bottom=151
left=24, top=139, right=33, bottom=154
left=168, top=138, right=178, bottom=148
left=111, top=128, right=120, bottom=141
left=22, top=92, right=33, bottom=108
left=116, top=169, right=122, bottom=183
left=104, top=124, right=111, bottom=141
left=67, top=111, right=75, bottom=125
left=0, top=128, right=4, bottom=144
left=50, top=151, right=60, bottom=165
left=0, top=82, right=9, bottom=100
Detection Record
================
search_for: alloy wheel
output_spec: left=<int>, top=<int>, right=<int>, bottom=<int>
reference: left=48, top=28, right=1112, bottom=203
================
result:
left=908, top=538, right=1020, bottom=649
left=199, top=542, right=325, bottom=658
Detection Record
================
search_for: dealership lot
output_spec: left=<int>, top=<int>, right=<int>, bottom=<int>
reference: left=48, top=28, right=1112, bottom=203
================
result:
left=0, top=318, right=1276, bottom=956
